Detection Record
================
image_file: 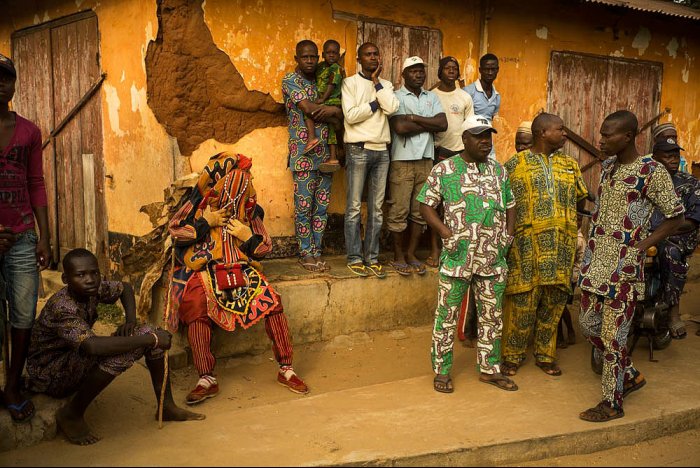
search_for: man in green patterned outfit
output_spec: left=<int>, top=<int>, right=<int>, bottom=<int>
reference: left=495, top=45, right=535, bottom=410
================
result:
left=418, top=115, right=517, bottom=393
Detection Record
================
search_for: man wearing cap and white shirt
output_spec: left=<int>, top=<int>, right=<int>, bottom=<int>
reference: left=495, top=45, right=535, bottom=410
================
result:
left=387, top=56, right=447, bottom=276
left=341, top=42, right=400, bottom=278
left=418, top=114, right=517, bottom=393
left=464, top=53, right=501, bottom=160
left=650, top=136, right=700, bottom=340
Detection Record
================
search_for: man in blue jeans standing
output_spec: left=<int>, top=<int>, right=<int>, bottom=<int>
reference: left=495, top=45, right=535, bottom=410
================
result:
left=341, top=42, right=399, bottom=278
left=0, top=53, right=51, bottom=423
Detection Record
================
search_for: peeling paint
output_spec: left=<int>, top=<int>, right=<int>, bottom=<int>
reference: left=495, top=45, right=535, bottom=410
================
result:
left=103, top=82, right=125, bottom=137
left=145, top=21, right=154, bottom=42
left=632, top=27, right=651, bottom=56
left=611, top=48, right=624, bottom=57
left=667, top=37, right=679, bottom=58
left=536, top=26, right=548, bottom=40
left=120, top=70, right=125, bottom=82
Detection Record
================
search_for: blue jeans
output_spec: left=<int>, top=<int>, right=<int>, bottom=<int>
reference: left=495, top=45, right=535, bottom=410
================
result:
left=344, top=144, right=390, bottom=265
left=0, top=230, right=39, bottom=330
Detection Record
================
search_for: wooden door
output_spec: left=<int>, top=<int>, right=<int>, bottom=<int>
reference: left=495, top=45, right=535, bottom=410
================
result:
left=548, top=51, right=663, bottom=198
left=357, top=21, right=442, bottom=91
left=12, top=11, right=107, bottom=267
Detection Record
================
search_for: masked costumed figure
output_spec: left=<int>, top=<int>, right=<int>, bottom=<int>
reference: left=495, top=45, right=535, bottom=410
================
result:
left=167, top=152, right=308, bottom=404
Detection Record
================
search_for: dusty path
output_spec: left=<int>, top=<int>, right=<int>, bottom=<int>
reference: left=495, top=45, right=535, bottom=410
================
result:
left=512, top=428, right=700, bottom=466
left=3, top=280, right=700, bottom=465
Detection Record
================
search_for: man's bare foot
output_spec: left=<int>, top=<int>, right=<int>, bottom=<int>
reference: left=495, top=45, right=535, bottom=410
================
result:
left=158, top=403, right=206, bottom=421
left=56, top=405, right=101, bottom=446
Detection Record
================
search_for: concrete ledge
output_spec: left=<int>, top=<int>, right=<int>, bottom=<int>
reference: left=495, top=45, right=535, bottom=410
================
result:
left=151, top=255, right=439, bottom=364
left=370, top=406, right=700, bottom=467
left=0, top=395, right=64, bottom=453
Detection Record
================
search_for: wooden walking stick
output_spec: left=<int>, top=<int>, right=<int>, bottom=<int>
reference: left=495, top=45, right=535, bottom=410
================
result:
left=158, top=241, right=176, bottom=429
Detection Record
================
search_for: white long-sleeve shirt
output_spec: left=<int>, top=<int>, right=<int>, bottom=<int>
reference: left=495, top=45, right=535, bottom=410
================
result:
left=342, top=73, right=400, bottom=151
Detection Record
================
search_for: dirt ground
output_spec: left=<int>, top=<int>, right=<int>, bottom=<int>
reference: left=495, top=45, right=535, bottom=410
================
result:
left=511, top=429, right=700, bottom=467
left=3, top=279, right=700, bottom=465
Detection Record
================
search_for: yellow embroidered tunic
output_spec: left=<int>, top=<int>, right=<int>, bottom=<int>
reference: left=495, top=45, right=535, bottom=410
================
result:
left=504, top=150, right=588, bottom=294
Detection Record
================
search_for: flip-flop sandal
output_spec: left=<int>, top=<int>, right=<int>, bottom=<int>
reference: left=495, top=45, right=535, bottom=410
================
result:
left=6, top=399, right=35, bottom=423
left=433, top=374, right=454, bottom=393
left=579, top=402, right=624, bottom=422
left=389, top=261, right=412, bottom=276
left=303, top=139, right=320, bottom=154
left=479, top=373, right=518, bottom=391
left=366, top=263, right=387, bottom=279
left=408, top=261, right=426, bottom=275
left=347, top=263, right=369, bottom=277
left=298, top=258, right=323, bottom=272
left=536, top=361, right=562, bottom=376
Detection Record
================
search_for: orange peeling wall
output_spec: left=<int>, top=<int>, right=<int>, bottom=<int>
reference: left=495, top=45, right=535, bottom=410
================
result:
left=2, top=0, right=699, bottom=241
left=486, top=0, right=700, bottom=162
left=1, top=0, right=177, bottom=238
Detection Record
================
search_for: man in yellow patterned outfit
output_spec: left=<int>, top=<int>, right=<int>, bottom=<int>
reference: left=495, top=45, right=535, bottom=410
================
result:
left=501, top=113, right=589, bottom=377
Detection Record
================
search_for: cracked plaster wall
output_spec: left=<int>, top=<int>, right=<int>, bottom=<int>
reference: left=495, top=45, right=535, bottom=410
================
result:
left=1, top=0, right=699, bottom=243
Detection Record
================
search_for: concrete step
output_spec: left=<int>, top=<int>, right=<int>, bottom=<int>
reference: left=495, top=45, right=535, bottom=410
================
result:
left=3, top=317, right=700, bottom=464
left=149, top=253, right=439, bottom=367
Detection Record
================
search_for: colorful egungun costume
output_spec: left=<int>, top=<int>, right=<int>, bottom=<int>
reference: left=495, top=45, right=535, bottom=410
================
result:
left=167, top=152, right=307, bottom=403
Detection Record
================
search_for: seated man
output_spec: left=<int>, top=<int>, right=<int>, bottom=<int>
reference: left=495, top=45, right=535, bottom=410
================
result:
left=167, top=152, right=308, bottom=405
left=26, top=248, right=203, bottom=445
left=650, top=138, right=700, bottom=339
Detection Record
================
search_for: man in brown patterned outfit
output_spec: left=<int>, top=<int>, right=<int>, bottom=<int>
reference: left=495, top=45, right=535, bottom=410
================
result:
left=26, top=249, right=203, bottom=445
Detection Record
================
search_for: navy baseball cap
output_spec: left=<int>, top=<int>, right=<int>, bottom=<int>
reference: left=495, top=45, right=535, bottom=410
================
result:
left=0, top=53, right=16, bottom=78
left=653, top=137, right=684, bottom=152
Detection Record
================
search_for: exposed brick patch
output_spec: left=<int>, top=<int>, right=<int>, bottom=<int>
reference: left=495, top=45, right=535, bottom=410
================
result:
left=145, top=0, right=287, bottom=155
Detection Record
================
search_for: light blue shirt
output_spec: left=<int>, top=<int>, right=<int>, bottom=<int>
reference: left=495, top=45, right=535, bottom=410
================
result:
left=464, top=80, right=501, bottom=159
left=390, top=86, right=445, bottom=161
left=464, top=80, right=501, bottom=122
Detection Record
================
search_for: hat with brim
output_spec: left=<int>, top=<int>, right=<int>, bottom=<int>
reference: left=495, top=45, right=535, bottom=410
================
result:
left=653, top=138, right=684, bottom=152
left=402, top=56, right=424, bottom=71
left=0, top=53, right=16, bottom=78
left=462, top=114, right=497, bottom=135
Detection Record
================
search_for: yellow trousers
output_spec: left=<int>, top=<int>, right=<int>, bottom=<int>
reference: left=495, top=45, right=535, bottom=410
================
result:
left=502, top=285, right=569, bottom=365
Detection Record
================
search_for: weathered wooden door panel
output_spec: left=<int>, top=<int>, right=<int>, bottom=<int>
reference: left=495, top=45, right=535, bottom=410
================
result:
left=357, top=20, right=442, bottom=91
left=12, top=12, right=106, bottom=266
left=548, top=51, right=662, bottom=198
left=11, top=29, right=58, bottom=263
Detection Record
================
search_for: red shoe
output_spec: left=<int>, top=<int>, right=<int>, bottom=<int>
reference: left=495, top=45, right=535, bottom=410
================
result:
left=277, top=367, right=309, bottom=394
left=186, top=375, right=219, bottom=405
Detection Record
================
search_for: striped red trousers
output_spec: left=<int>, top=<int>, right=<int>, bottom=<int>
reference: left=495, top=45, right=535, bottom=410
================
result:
left=178, top=274, right=293, bottom=376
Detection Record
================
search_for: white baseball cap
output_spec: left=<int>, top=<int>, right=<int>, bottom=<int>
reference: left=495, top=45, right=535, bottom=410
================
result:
left=402, top=56, right=424, bottom=71
left=462, top=114, right=497, bottom=135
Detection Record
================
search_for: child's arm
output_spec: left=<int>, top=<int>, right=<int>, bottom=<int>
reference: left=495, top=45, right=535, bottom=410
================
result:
left=114, top=282, right=137, bottom=337
left=315, top=82, right=335, bottom=104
